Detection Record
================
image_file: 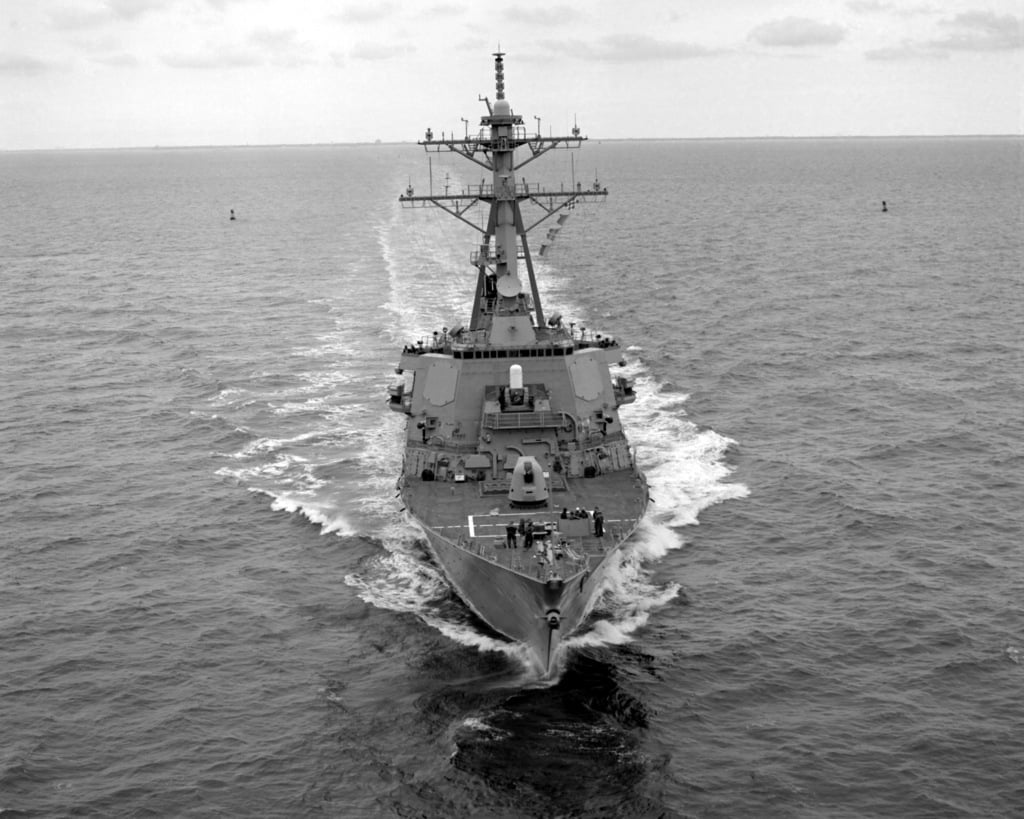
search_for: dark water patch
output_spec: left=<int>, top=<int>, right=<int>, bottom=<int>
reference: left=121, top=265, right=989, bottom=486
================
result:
left=210, top=423, right=260, bottom=453
left=411, top=642, right=520, bottom=686
left=437, top=650, right=666, bottom=818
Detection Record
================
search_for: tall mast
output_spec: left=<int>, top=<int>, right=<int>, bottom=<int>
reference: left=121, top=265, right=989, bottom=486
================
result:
left=399, top=53, right=608, bottom=334
left=485, top=52, right=519, bottom=294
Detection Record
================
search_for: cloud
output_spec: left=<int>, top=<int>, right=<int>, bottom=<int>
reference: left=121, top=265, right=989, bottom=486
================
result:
left=106, top=0, right=167, bottom=19
left=350, top=42, right=411, bottom=60
left=0, top=54, right=58, bottom=73
left=245, top=28, right=316, bottom=66
left=749, top=17, right=847, bottom=47
left=92, top=53, right=141, bottom=67
left=502, top=6, right=578, bottom=26
left=161, top=26, right=317, bottom=70
left=547, top=34, right=717, bottom=62
left=930, top=11, right=1024, bottom=52
left=423, top=3, right=464, bottom=15
left=846, top=0, right=888, bottom=12
left=49, top=0, right=167, bottom=30
left=248, top=27, right=299, bottom=52
left=161, top=49, right=262, bottom=69
left=49, top=7, right=114, bottom=30
left=866, top=10, right=1024, bottom=60
left=865, top=41, right=948, bottom=60
left=335, top=4, right=396, bottom=24
left=69, top=34, right=123, bottom=53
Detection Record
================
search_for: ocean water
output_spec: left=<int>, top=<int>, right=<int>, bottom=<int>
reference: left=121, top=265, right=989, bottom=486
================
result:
left=1, top=136, right=1021, bottom=818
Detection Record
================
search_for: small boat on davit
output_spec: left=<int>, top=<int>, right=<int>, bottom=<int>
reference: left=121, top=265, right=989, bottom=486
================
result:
left=389, top=52, right=648, bottom=676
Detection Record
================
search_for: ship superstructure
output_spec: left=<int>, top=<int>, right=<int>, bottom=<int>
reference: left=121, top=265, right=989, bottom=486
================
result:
left=388, top=53, right=647, bottom=674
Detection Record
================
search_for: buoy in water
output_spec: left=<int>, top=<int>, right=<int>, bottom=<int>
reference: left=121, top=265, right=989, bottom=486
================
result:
left=881, top=200, right=888, bottom=212
left=230, top=209, right=236, bottom=221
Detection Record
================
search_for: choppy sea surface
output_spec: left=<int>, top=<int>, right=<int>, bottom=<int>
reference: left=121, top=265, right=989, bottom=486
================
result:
left=2, top=136, right=1022, bottom=818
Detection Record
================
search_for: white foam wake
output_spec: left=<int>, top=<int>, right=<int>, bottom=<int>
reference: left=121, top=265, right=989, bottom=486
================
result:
left=266, top=490, right=358, bottom=537
left=555, top=362, right=749, bottom=652
left=619, top=368, right=750, bottom=527
left=342, top=525, right=538, bottom=672
left=564, top=518, right=684, bottom=651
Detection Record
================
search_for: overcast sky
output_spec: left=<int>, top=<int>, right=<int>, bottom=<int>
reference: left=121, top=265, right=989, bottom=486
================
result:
left=2, top=0, right=1022, bottom=150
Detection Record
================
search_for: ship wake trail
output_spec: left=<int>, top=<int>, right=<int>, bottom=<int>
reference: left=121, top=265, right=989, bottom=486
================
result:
left=623, top=368, right=749, bottom=525
left=565, top=519, right=684, bottom=650
left=561, top=366, right=748, bottom=654
left=342, top=530, right=536, bottom=670
left=209, top=221, right=412, bottom=539
left=379, top=202, right=472, bottom=344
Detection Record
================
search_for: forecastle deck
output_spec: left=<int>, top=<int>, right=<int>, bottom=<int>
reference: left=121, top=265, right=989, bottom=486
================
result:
left=401, top=465, right=647, bottom=581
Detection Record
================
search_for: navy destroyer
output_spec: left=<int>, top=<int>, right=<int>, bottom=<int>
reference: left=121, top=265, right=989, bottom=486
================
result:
left=389, top=53, right=647, bottom=675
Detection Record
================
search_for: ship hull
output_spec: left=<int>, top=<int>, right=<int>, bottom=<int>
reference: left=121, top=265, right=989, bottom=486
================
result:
left=415, top=514, right=637, bottom=675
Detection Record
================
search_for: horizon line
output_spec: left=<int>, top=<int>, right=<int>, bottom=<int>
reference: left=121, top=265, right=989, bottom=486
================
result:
left=3, top=133, right=1021, bottom=153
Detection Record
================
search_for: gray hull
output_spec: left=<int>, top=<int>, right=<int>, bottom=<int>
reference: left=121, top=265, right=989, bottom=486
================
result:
left=418, top=519, right=631, bottom=674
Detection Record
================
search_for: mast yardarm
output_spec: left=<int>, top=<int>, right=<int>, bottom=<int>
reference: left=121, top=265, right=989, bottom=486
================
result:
left=398, top=54, right=608, bottom=333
